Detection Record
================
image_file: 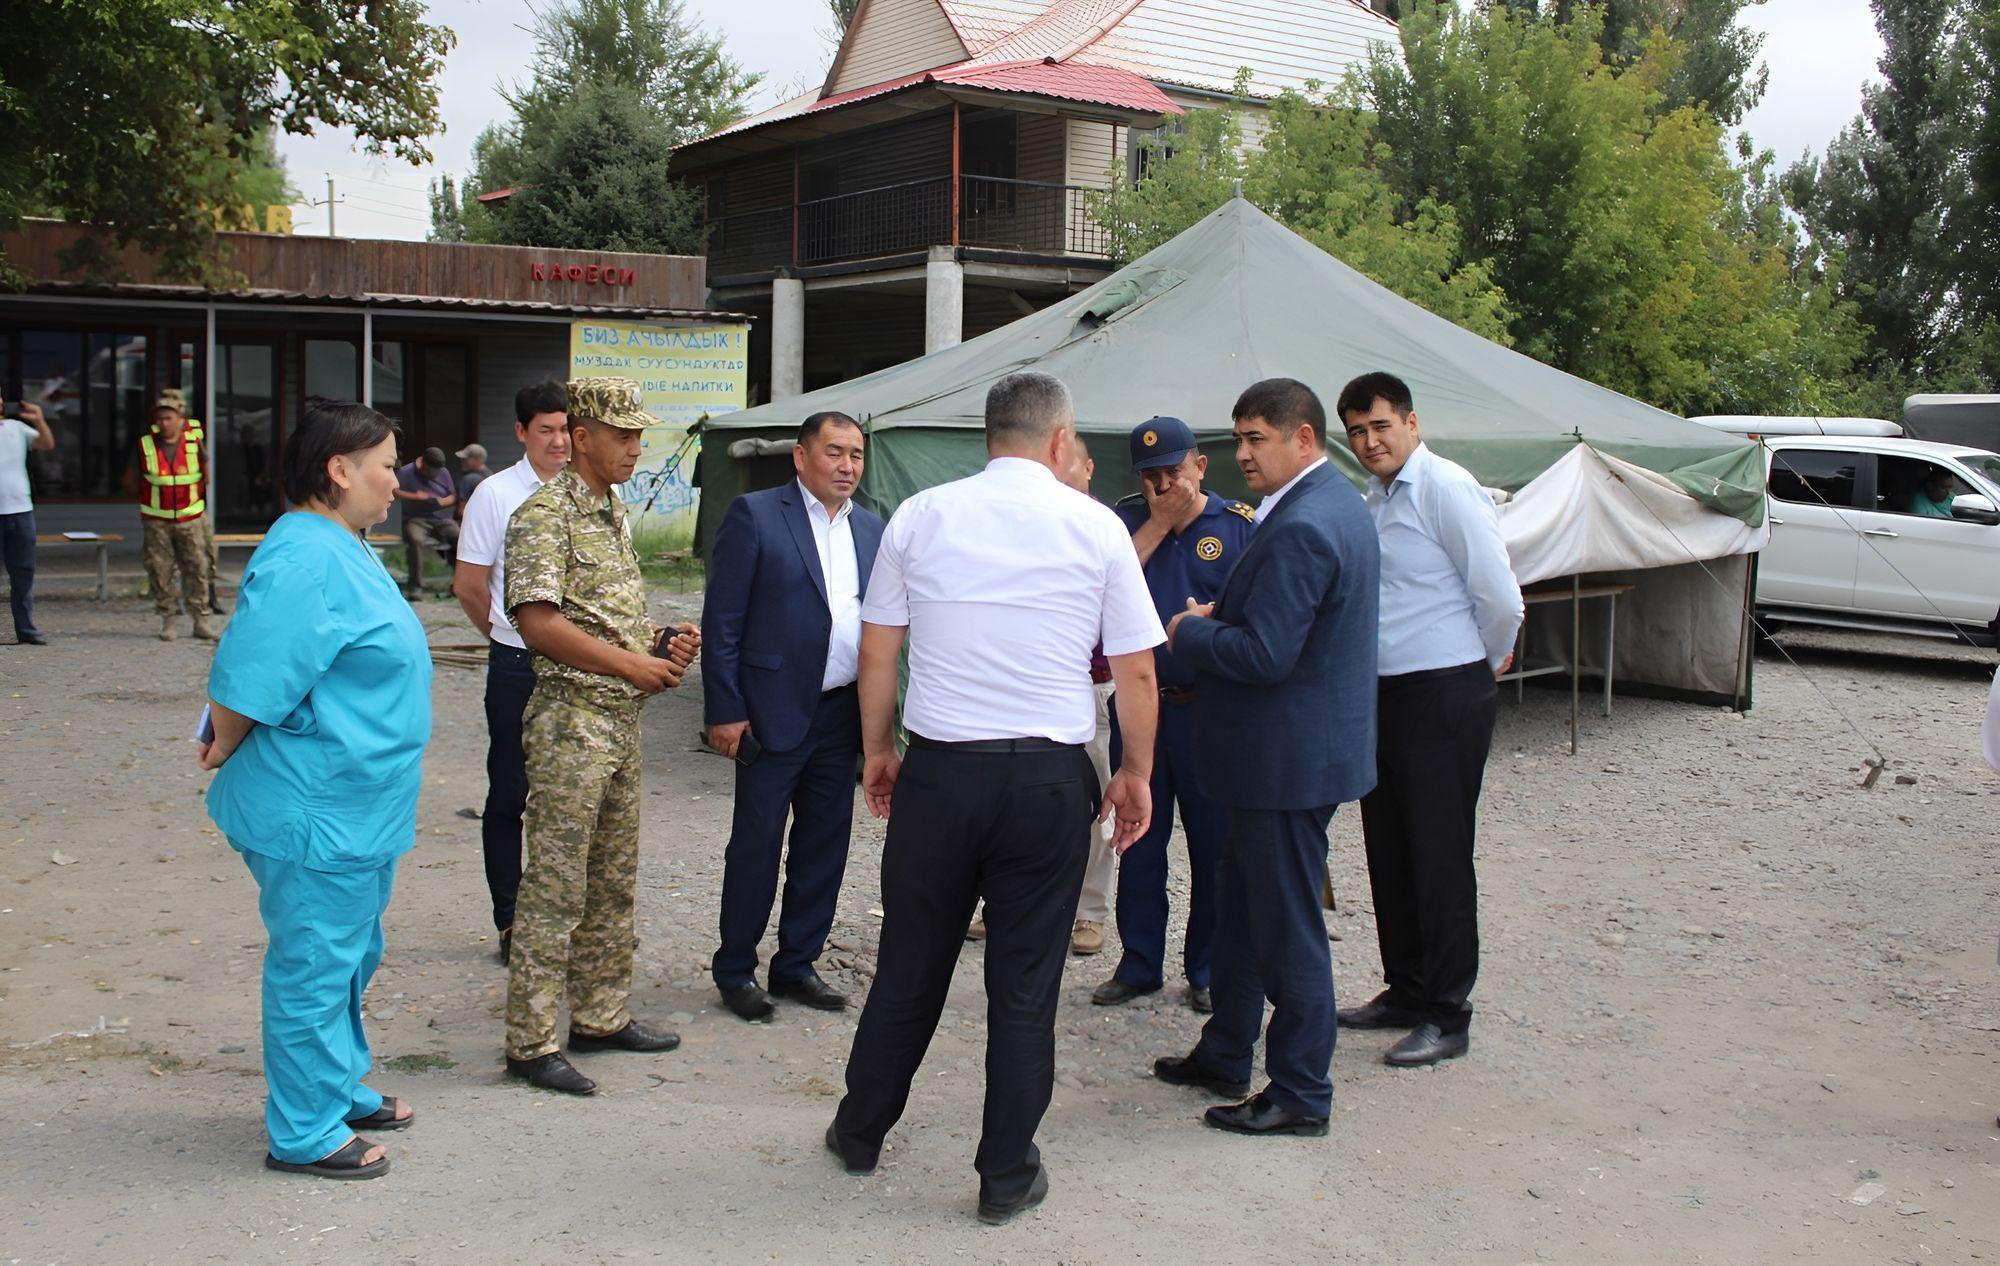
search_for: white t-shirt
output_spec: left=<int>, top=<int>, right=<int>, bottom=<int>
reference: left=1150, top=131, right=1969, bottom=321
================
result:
left=0, top=418, right=34, bottom=516
left=861, top=456, right=1165, bottom=744
left=457, top=458, right=560, bottom=649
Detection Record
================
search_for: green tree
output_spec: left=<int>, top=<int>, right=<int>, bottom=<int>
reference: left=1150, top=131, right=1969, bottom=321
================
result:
left=1948, top=3, right=2000, bottom=346
left=830, top=0, right=861, bottom=31
left=427, top=175, right=467, bottom=243
left=500, top=83, right=703, bottom=253
left=3, top=1, right=452, bottom=281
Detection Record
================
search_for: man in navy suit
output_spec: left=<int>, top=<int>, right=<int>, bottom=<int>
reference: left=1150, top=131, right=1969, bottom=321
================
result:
left=1150, top=377, right=1379, bottom=1137
left=703, top=412, right=885, bottom=1022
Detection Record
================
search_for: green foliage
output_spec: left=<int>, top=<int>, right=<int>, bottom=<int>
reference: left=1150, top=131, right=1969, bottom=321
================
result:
left=830, top=0, right=862, bottom=31
left=427, top=175, right=467, bottom=244
left=1, top=1, right=452, bottom=282
left=502, top=83, right=703, bottom=254
left=444, top=0, right=755, bottom=248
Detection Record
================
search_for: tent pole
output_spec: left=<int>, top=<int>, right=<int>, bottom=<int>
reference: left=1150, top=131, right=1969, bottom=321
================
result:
left=1569, top=573, right=1580, bottom=756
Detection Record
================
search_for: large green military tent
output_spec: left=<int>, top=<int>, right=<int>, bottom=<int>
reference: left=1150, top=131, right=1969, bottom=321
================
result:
left=694, top=199, right=1769, bottom=705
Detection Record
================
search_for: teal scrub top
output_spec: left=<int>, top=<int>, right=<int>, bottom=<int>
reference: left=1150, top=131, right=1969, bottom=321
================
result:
left=206, top=511, right=434, bottom=871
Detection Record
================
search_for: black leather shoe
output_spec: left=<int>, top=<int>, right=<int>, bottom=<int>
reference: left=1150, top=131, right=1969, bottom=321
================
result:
left=505, top=1051, right=597, bottom=1095
left=1186, top=986, right=1213, bottom=1014
left=568, top=1019, right=681, bottom=1053
left=1203, top=1092, right=1329, bottom=1137
left=18, top=631, right=46, bottom=645
left=497, top=927, right=511, bottom=965
left=770, top=972, right=848, bottom=1011
left=721, top=983, right=776, bottom=1022
left=1336, top=994, right=1427, bottom=1030
left=1384, top=1023, right=1469, bottom=1067
left=825, top=1122, right=875, bottom=1176
left=1091, top=978, right=1160, bottom=1006
left=977, top=1164, right=1050, bottom=1225
left=1151, top=1051, right=1252, bottom=1099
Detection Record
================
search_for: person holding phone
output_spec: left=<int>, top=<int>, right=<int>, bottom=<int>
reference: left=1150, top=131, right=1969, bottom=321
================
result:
left=198, top=401, right=431, bottom=1180
left=1, top=399, right=55, bottom=645
left=701, top=411, right=884, bottom=1022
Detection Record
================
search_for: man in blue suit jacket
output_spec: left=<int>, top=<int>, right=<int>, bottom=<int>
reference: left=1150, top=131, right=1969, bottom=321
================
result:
left=1150, top=377, right=1379, bottom=1137
left=703, top=412, right=885, bottom=1022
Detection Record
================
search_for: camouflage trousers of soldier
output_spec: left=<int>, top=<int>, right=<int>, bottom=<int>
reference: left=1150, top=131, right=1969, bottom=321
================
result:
left=143, top=518, right=211, bottom=616
left=505, top=687, right=645, bottom=1060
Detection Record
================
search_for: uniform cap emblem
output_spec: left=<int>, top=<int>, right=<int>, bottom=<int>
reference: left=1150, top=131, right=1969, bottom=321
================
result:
left=1142, top=429, right=1157, bottom=447
left=1196, top=536, right=1224, bottom=561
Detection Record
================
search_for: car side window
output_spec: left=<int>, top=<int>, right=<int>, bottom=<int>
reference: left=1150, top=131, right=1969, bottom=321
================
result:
left=1874, top=454, right=1974, bottom=519
left=1768, top=449, right=1860, bottom=507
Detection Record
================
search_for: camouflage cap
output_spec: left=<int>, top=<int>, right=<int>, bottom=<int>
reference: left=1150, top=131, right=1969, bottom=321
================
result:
left=566, top=376, right=655, bottom=431
left=153, top=388, right=187, bottom=415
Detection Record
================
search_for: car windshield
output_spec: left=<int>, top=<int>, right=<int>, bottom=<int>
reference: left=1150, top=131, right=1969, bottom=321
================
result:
left=1956, top=453, right=2000, bottom=498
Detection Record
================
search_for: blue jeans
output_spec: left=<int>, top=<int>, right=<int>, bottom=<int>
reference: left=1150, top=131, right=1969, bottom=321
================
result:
left=2, top=511, right=36, bottom=637
left=241, top=849, right=398, bottom=1163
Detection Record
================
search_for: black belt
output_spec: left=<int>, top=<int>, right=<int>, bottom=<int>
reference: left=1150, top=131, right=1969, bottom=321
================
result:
left=1159, top=685, right=1196, bottom=706
left=490, top=642, right=532, bottom=659
left=1380, top=660, right=1487, bottom=686
left=907, top=731, right=1078, bottom=755
left=822, top=681, right=857, bottom=700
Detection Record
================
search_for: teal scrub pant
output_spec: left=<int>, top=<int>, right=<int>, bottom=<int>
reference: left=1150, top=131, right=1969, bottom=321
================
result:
left=240, top=849, right=397, bottom=1163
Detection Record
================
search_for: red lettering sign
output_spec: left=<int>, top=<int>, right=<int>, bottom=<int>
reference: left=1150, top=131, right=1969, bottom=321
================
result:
left=530, top=263, right=545, bottom=281
left=527, top=261, right=638, bottom=287
left=584, top=264, right=600, bottom=284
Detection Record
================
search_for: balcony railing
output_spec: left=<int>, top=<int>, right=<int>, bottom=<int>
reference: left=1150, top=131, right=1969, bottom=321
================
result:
left=704, top=176, right=1111, bottom=275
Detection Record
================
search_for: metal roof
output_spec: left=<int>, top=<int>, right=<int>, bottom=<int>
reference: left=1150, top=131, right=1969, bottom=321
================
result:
left=15, top=282, right=742, bottom=323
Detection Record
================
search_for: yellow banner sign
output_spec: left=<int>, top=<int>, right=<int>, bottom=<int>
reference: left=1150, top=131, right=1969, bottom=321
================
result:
left=568, top=318, right=749, bottom=537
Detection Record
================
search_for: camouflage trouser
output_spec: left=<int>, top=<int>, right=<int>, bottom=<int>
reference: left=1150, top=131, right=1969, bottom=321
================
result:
left=142, top=518, right=210, bottom=617
left=505, top=686, right=644, bottom=1059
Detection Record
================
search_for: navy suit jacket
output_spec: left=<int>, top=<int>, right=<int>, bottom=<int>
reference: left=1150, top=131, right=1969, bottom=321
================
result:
left=1172, top=462, right=1380, bottom=811
left=701, top=483, right=884, bottom=754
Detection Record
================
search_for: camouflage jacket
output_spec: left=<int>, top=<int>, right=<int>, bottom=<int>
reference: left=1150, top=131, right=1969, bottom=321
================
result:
left=504, top=466, right=651, bottom=707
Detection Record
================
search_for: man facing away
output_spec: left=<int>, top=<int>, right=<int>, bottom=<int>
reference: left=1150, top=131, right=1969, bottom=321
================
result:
left=827, top=371, right=1163, bottom=1224
left=393, top=446, right=458, bottom=597
left=1335, top=371, right=1522, bottom=1067
left=501, top=377, right=699, bottom=1096
left=454, top=443, right=490, bottom=518
left=1093, top=415, right=1255, bottom=1015
left=451, top=381, right=572, bottom=963
left=1151, top=377, right=1379, bottom=1138
left=702, top=411, right=884, bottom=1022
left=0, top=398, right=54, bottom=645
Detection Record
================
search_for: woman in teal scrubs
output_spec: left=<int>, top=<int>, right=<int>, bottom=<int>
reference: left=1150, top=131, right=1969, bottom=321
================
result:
left=200, top=402, right=433, bottom=1180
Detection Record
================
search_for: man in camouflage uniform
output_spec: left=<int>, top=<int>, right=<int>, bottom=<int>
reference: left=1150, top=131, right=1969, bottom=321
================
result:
left=126, top=391, right=217, bottom=641
left=502, top=376, right=700, bottom=1096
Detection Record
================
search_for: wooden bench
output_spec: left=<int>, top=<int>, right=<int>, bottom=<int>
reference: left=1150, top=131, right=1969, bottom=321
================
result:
left=214, top=531, right=401, bottom=563
left=35, top=534, right=125, bottom=601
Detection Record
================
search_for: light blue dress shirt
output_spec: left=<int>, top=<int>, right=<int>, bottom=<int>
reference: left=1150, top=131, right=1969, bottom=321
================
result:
left=206, top=511, right=434, bottom=871
left=1366, top=442, right=1525, bottom=676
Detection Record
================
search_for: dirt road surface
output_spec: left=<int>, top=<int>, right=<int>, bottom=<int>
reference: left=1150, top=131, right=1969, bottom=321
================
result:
left=4, top=593, right=1998, bottom=1263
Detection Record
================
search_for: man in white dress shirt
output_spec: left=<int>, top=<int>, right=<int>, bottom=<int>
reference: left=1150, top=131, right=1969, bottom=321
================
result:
left=826, top=372, right=1163, bottom=1224
left=452, top=381, right=572, bottom=961
left=702, top=413, right=885, bottom=1022
left=1334, top=371, right=1524, bottom=1068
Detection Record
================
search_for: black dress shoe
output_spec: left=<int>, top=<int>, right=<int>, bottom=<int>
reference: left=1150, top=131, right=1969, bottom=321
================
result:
left=1151, top=1051, right=1252, bottom=1099
left=977, top=1163, right=1050, bottom=1225
left=497, top=927, right=511, bottom=965
left=770, top=972, right=848, bottom=1011
left=1091, top=978, right=1160, bottom=1006
left=1384, top=1023, right=1469, bottom=1067
left=17, top=631, right=46, bottom=645
left=568, top=1019, right=681, bottom=1053
left=1336, top=994, right=1427, bottom=1030
left=721, top=983, right=776, bottom=1022
left=1203, top=1092, right=1329, bottom=1137
left=505, top=1051, right=597, bottom=1095
left=1186, top=986, right=1213, bottom=1014
left=825, top=1122, right=875, bottom=1176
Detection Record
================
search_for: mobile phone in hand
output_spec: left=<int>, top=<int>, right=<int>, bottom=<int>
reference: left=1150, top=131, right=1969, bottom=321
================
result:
left=733, top=732, right=763, bottom=767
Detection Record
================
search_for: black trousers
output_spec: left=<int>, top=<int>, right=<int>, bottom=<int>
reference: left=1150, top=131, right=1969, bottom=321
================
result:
left=1358, top=661, right=1498, bottom=1035
left=832, top=738, right=1096, bottom=1205
left=481, top=643, right=535, bottom=931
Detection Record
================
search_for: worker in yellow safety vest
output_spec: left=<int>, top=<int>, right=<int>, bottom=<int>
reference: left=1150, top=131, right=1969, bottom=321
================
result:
left=124, top=391, right=218, bottom=641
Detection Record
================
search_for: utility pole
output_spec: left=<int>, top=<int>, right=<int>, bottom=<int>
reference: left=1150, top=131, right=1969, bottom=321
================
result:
left=306, top=175, right=345, bottom=237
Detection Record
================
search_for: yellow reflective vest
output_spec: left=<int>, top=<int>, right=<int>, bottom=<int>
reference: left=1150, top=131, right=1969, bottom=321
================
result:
left=139, top=432, right=206, bottom=521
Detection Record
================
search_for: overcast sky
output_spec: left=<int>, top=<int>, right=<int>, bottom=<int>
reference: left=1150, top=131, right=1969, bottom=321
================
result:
left=275, top=0, right=1887, bottom=241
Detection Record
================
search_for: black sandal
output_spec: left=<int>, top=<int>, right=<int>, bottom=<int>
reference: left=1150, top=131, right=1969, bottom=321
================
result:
left=345, top=1096, right=414, bottom=1131
left=264, top=1135, right=389, bottom=1180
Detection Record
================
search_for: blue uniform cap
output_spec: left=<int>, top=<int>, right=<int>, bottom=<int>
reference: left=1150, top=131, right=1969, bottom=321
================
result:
left=1130, top=416, right=1198, bottom=471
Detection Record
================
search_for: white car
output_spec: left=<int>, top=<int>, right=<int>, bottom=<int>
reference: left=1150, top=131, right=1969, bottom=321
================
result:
left=1753, top=435, right=2000, bottom=644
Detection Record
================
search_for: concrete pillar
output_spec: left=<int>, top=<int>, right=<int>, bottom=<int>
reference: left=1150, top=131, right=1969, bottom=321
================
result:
left=771, top=274, right=805, bottom=400
left=925, top=246, right=963, bottom=356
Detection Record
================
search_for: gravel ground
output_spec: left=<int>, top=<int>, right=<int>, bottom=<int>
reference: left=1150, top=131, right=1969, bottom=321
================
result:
left=4, top=587, right=1999, bottom=1264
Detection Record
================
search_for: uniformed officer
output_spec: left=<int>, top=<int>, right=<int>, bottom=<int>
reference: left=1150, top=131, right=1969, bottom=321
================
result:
left=501, top=376, right=700, bottom=1096
left=1093, top=416, right=1255, bottom=1013
left=125, top=391, right=217, bottom=641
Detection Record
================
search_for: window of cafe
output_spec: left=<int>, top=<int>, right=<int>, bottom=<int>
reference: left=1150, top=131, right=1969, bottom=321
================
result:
left=304, top=337, right=471, bottom=462
left=5, top=328, right=150, bottom=498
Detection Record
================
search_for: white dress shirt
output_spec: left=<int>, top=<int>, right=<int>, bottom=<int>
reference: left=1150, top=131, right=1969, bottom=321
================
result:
left=799, top=479, right=862, bottom=691
left=456, top=458, right=560, bottom=649
left=1366, top=442, right=1524, bottom=675
left=1253, top=455, right=1328, bottom=524
left=861, top=457, right=1164, bottom=744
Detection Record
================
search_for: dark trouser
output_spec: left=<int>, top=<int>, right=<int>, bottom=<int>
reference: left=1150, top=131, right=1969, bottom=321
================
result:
left=833, top=737, right=1096, bottom=1206
left=2, top=510, right=37, bottom=637
left=401, top=516, right=457, bottom=592
left=1358, top=661, right=1497, bottom=1036
left=711, top=686, right=861, bottom=989
left=1110, top=699, right=1228, bottom=989
left=481, top=643, right=535, bottom=931
left=1193, top=803, right=1339, bottom=1118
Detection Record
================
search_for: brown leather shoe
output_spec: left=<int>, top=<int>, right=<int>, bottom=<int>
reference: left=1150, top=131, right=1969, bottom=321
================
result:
left=1070, top=920, right=1105, bottom=955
